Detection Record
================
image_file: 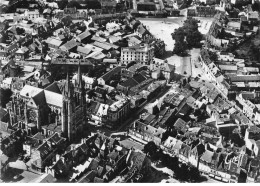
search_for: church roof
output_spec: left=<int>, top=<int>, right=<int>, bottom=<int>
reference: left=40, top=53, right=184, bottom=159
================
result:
left=45, top=81, right=62, bottom=94
left=44, top=90, right=63, bottom=108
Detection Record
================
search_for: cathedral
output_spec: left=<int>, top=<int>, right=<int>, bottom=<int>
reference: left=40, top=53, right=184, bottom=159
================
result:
left=6, top=64, right=87, bottom=141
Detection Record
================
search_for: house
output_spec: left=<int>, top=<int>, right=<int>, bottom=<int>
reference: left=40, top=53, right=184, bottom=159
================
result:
left=127, top=36, right=142, bottom=47
left=198, top=0, right=217, bottom=5
left=60, top=40, right=78, bottom=52
left=174, top=118, right=188, bottom=133
left=72, top=73, right=97, bottom=89
left=98, top=66, right=124, bottom=86
left=128, top=120, right=166, bottom=145
left=105, top=97, right=131, bottom=128
left=162, top=136, right=184, bottom=155
left=76, top=31, right=91, bottom=43
left=187, top=9, right=196, bottom=17
left=77, top=46, right=92, bottom=57
left=0, top=129, right=25, bottom=157
left=14, top=47, right=28, bottom=61
left=24, top=10, right=41, bottom=20
left=161, top=62, right=175, bottom=83
left=135, top=24, right=152, bottom=39
left=46, top=38, right=63, bottom=49
left=227, top=21, right=241, bottom=31
left=247, top=11, right=259, bottom=21
left=117, top=72, right=148, bottom=95
left=150, top=58, right=175, bottom=82
left=247, top=158, right=260, bottom=183
left=93, top=41, right=112, bottom=51
left=196, top=6, right=216, bottom=17
left=0, top=48, right=7, bottom=60
left=244, top=126, right=260, bottom=155
left=28, top=133, right=66, bottom=172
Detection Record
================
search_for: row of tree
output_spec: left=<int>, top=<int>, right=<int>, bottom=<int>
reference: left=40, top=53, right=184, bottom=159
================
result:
left=143, top=141, right=201, bottom=182
left=172, top=18, right=203, bottom=56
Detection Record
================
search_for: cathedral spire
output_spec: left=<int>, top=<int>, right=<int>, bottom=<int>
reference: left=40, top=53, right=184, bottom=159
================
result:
left=63, top=70, right=72, bottom=98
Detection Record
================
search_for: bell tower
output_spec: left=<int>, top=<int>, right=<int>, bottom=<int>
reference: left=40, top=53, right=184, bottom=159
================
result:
left=61, top=72, right=74, bottom=141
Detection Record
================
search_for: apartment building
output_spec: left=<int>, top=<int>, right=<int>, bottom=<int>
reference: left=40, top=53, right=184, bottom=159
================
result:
left=120, top=43, right=154, bottom=65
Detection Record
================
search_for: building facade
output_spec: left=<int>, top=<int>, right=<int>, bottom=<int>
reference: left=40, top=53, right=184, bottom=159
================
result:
left=121, top=44, right=154, bottom=65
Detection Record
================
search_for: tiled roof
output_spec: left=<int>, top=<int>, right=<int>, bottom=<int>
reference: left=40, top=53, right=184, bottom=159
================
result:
left=247, top=126, right=260, bottom=133
left=0, top=107, right=8, bottom=121
left=174, top=118, right=187, bottom=132
left=229, top=75, right=260, bottom=82
left=93, top=41, right=112, bottom=51
left=37, top=141, right=52, bottom=158
left=20, top=85, right=43, bottom=98
left=77, top=46, right=92, bottom=55
left=60, top=39, right=78, bottom=51
left=0, top=154, right=9, bottom=165
left=91, top=35, right=107, bottom=43
left=99, top=66, right=123, bottom=82
left=44, top=90, right=63, bottom=107
left=119, top=78, right=138, bottom=88
left=31, top=90, right=45, bottom=106
left=94, top=177, right=104, bottom=183
left=77, top=31, right=91, bottom=40
left=46, top=38, right=63, bottom=47
left=32, top=132, right=45, bottom=141
left=45, top=82, right=61, bottom=94
left=133, top=73, right=147, bottom=84
left=201, top=150, right=214, bottom=163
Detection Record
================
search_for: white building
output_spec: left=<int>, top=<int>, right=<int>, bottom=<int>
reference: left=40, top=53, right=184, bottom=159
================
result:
left=120, top=43, right=154, bottom=65
left=24, top=10, right=41, bottom=20
left=72, top=74, right=97, bottom=89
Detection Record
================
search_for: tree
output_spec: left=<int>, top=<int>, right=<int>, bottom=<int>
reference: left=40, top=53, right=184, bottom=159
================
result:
left=57, top=0, right=68, bottom=9
left=183, top=18, right=199, bottom=33
left=84, top=0, right=101, bottom=9
left=175, top=163, right=189, bottom=181
left=67, top=0, right=82, bottom=9
left=169, top=156, right=179, bottom=172
left=172, top=18, right=202, bottom=54
left=208, top=51, right=218, bottom=61
left=0, top=88, right=12, bottom=108
left=186, top=30, right=202, bottom=48
left=61, top=16, right=73, bottom=27
left=188, top=165, right=200, bottom=182
left=173, top=40, right=188, bottom=56
left=171, top=27, right=185, bottom=42
left=183, top=18, right=202, bottom=48
left=88, top=68, right=94, bottom=77
left=252, top=3, right=259, bottom=11
left=16, top=27, right=25, bottom=35
left=143, top=141, right=158, bottom=157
